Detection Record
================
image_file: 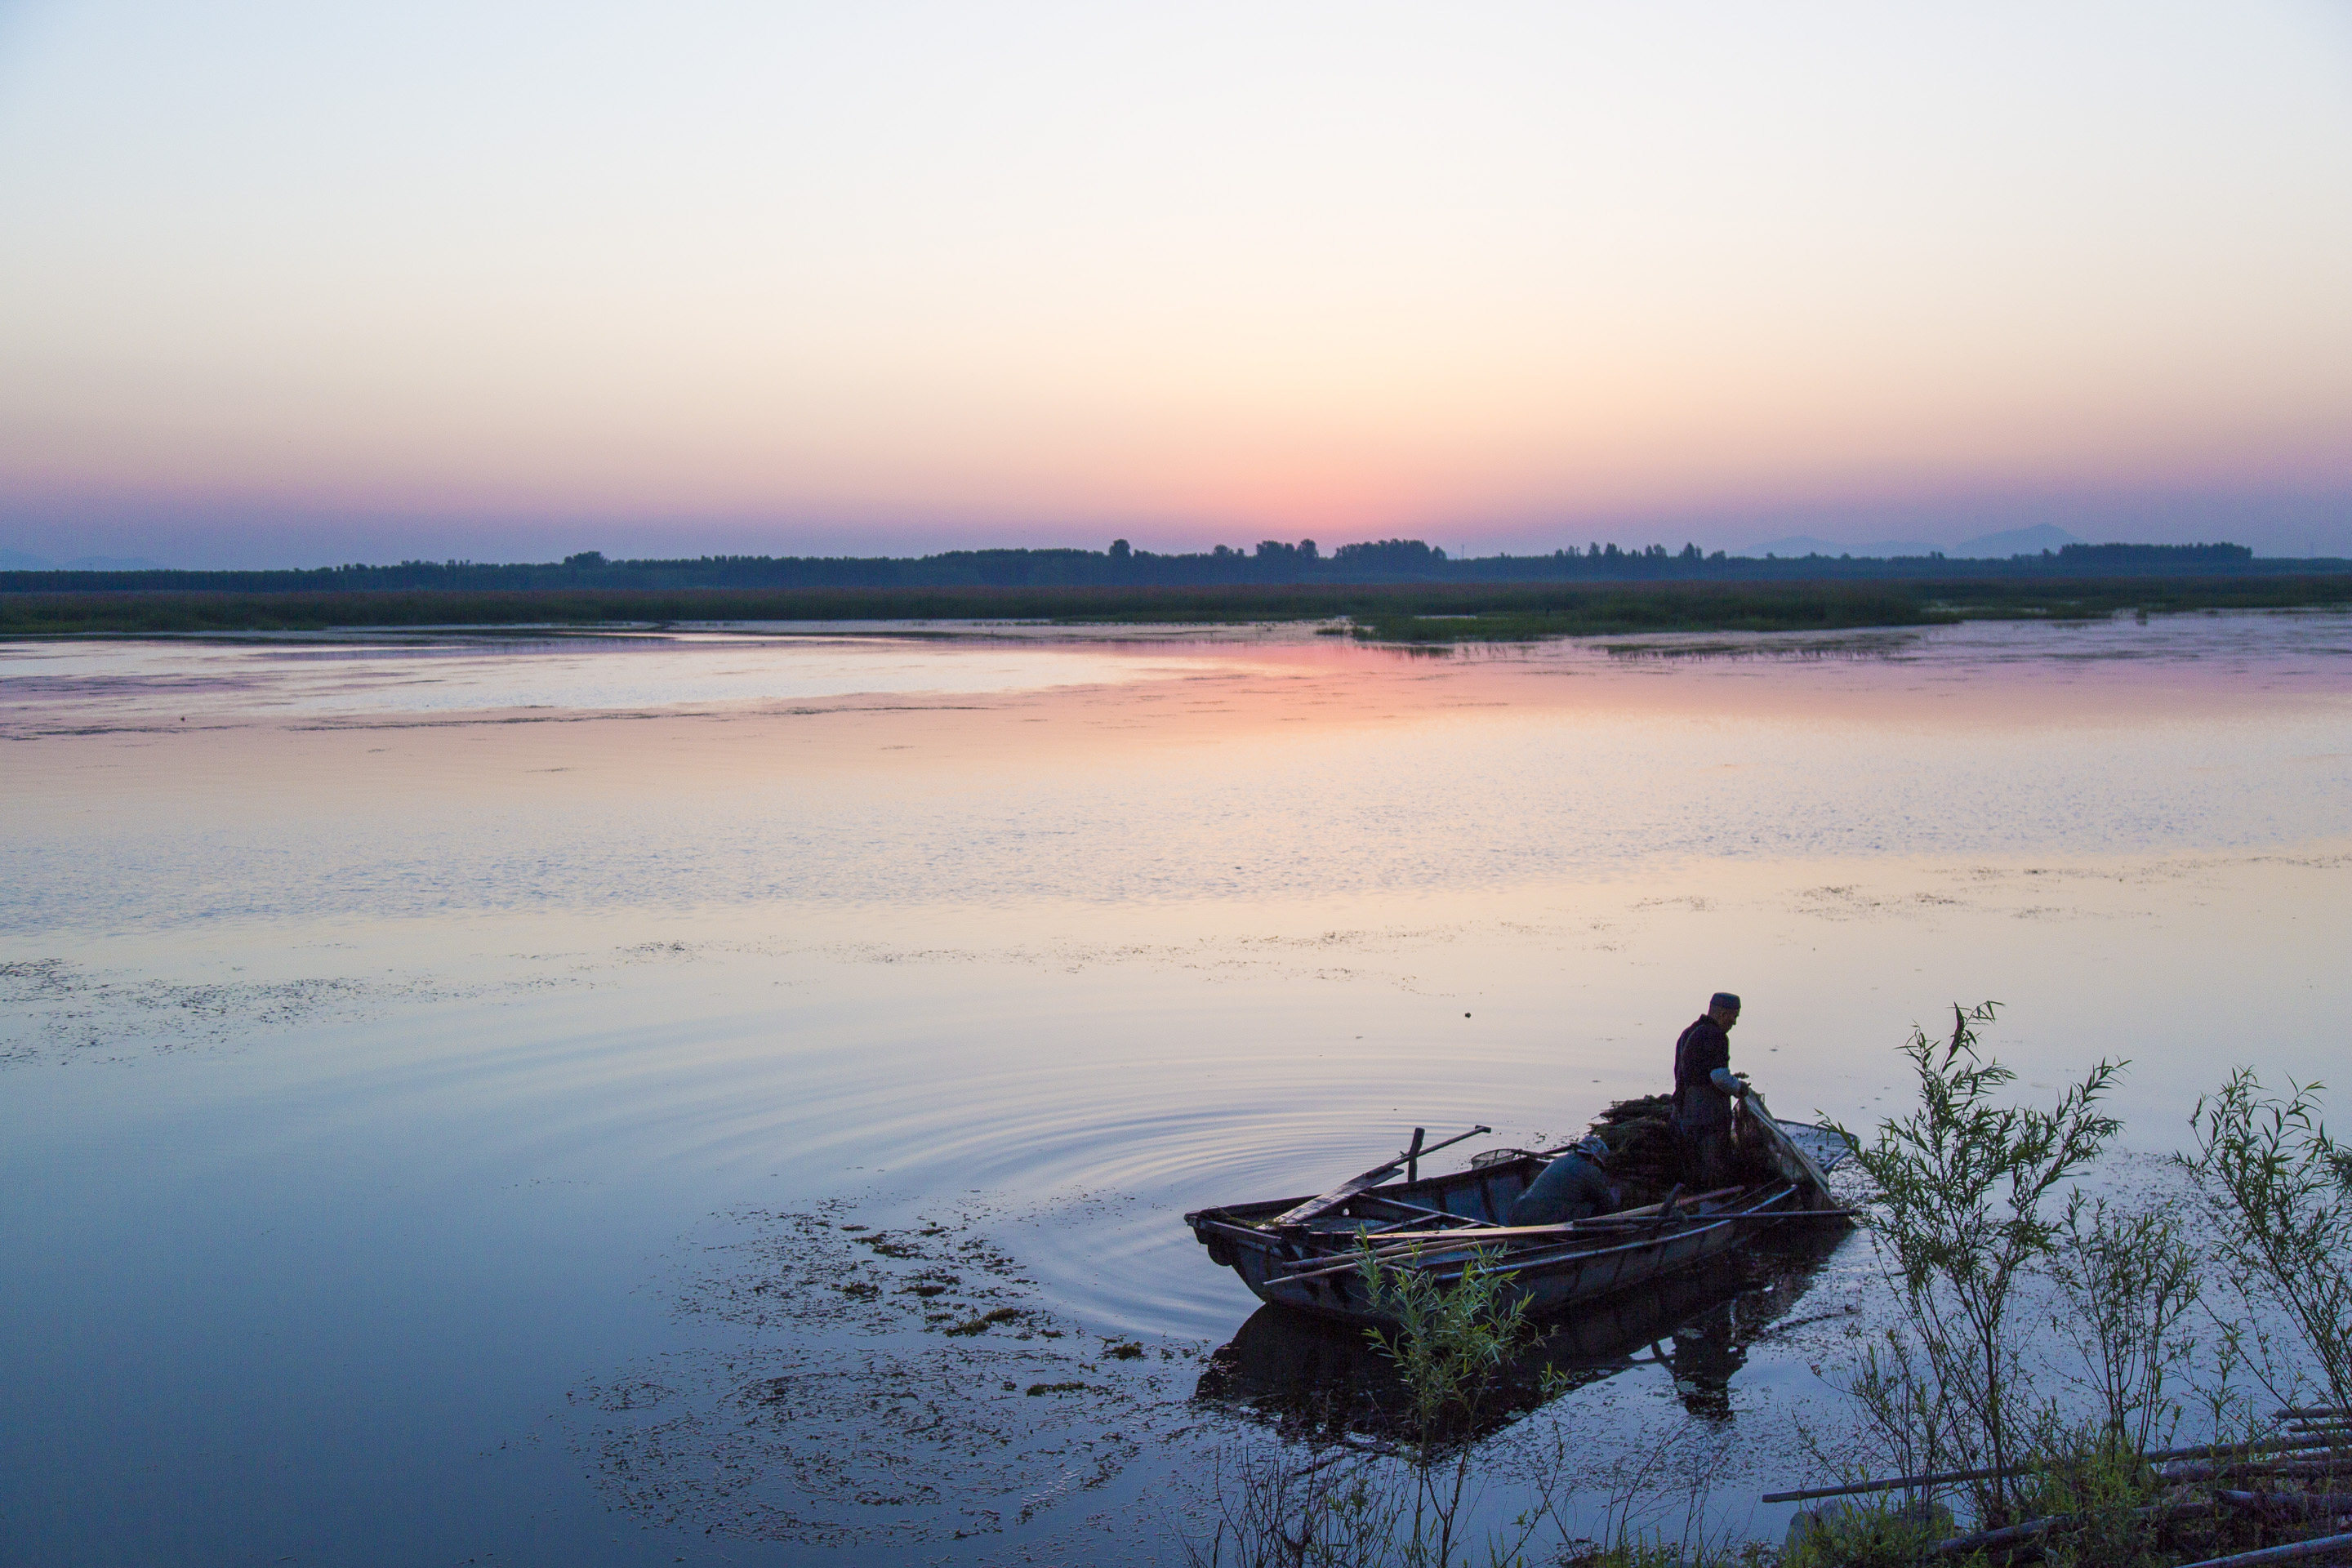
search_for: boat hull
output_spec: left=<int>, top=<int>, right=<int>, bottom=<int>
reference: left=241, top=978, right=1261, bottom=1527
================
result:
left=1184, top=1124, right=1851, bottom=1326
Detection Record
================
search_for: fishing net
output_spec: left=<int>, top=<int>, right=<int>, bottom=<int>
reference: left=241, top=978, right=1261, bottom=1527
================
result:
left=1584, top=1094, right=1683, bottom=1192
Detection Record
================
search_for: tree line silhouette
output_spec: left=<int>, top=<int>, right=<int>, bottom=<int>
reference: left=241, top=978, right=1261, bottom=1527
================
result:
left=0, top=537, right=2283, bottom=597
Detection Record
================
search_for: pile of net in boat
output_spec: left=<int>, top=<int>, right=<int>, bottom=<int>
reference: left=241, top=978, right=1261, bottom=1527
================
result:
left=1472, top=1094, right=1764, bottom=1200
left=1583, top=1094, right=1683, bottom=1196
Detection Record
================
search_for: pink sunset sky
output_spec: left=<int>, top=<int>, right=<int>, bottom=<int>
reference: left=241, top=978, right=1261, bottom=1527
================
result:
left=2, top=2, right=2350, bottom=567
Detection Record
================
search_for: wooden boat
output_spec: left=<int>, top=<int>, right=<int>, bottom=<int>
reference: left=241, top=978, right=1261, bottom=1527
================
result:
left=1183, top=1092, right=1854, bottom=1325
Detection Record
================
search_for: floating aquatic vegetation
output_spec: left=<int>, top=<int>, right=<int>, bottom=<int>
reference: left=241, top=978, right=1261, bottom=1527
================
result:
left=564, top=1199, right=1204, bottom=1548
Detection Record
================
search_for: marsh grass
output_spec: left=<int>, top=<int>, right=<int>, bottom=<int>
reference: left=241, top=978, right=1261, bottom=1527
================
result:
left=1183, top=1446, right=1407, bottom=1568
left=7, top=574, right=2350, bottom=637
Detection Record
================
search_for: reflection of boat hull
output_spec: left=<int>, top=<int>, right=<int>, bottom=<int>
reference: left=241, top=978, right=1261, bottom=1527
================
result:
left=1183, top=1123, right=1851, bottom=1327
left=1196, top=1219, right=1852, bottom=1432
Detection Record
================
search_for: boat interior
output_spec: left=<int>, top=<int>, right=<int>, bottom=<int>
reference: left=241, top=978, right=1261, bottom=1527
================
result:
left=1201, top=1117, right=1851, bottom=1248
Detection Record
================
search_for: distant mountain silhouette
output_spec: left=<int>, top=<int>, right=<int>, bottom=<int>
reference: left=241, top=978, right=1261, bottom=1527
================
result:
left=1947, top=523, right=2083, bottom=557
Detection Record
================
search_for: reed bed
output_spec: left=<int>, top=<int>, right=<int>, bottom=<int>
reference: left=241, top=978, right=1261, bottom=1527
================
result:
left=4, top=573, right=2350, bottom=639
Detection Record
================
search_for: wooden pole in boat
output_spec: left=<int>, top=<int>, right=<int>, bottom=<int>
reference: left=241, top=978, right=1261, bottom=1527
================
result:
left=1271, top=1125, right=1494, bottom=1228
left=1275, top=1183, right=1767, bottom=1281
left=1649, top=1185, right=1684, bottom=1233
left=1405, top=1127, right=1425, bottom=1184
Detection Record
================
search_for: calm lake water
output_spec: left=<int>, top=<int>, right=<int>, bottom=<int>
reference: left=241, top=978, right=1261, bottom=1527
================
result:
left=5, top=614, right=2349, bottom=1565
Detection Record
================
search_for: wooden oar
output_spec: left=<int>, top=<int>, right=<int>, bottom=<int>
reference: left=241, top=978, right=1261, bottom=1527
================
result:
left=1269, top=1124, right=1493, bottom=1228
left=1738, top=1085, right=1837, bottom=1203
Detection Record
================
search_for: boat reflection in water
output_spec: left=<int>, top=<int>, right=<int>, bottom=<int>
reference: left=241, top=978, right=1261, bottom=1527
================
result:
left=1192, top=1222, right=1852, bottom=1442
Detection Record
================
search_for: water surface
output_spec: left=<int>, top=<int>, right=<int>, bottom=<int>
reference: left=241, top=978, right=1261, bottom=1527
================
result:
left=4, top=613, right=2348, bottom=1564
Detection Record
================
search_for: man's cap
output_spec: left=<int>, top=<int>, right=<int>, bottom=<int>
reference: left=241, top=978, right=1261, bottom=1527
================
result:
left=1710, top=991, right=1742, bottom=1013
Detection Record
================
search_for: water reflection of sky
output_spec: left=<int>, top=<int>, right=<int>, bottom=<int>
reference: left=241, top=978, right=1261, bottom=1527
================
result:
left=0, top=631, right=1264, bottom=721
left=7, top=615, right=2352, bottom=933
left=7, top=612, right=2352, bottom=729
left=3, top=614, right=2350, bottom=1566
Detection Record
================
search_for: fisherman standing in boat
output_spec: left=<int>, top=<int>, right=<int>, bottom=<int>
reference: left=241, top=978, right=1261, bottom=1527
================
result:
left=1671, top=991, right=1745, bottom=1188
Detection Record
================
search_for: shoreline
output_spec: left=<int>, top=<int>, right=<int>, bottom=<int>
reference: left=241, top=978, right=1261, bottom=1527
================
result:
left=6, top=573, right=2352, bottom=639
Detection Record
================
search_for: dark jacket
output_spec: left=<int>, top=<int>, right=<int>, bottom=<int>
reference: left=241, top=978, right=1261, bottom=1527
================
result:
left=1673, top=1015, right=1732, bottom=1131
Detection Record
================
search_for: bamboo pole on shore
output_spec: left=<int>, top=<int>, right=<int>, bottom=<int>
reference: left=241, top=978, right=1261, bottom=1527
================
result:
left=2175, top=1530, right=2352, bottom=1568
left=2216, top=1490, right=2352, bottom=1517
left=1929, top=1498, right=2219, bottom=1558
left=2154, top=1454, right=2352, bottom=1488
left=1762, top=1433, right=2352, bottom=1504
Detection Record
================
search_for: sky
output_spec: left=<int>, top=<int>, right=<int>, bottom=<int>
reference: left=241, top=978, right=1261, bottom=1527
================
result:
left=2, top=2, right=2350, bottom=568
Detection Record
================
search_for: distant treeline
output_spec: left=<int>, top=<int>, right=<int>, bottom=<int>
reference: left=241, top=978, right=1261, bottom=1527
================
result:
left=0, top=537, right=2314, bottom=598
left=7, top=573, right=2350, bottom=640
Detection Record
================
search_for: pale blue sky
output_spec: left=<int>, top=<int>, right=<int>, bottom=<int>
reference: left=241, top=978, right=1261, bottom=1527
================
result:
left=2, top=2, right=2350, bottom=564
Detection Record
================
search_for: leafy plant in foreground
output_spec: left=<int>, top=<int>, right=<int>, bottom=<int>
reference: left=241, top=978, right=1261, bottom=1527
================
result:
left=2185, top=1069, right=2352, bottom=1414
left=1829, top=1002, right=2124, bottom=1524
left=1183, top=1248, right=1568, bottom=1567
left=1356, top=1246, right=1561, bottom=1566
left=2047, top=1192, right=2202, bottom=1458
